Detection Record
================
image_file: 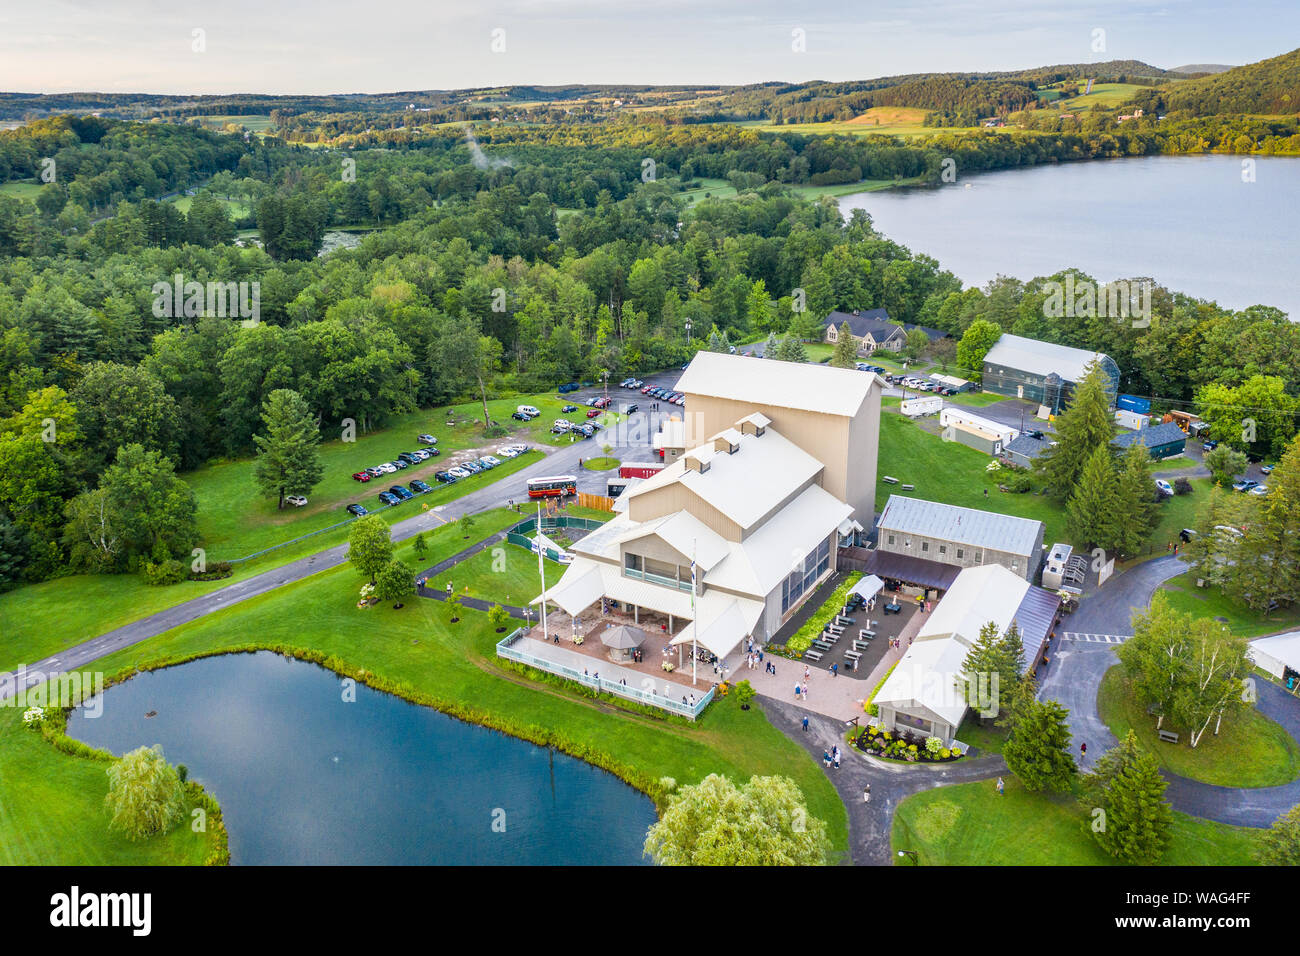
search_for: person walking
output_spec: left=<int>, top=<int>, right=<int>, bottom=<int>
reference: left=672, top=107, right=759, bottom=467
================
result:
left=831, top=662, right=838, bottom=678
left=823, top=750, right=831, bottom=768
left=794, top=683, right=802, bottom=700
left=802, top=715, right=809, bottom=733
left=863, top=783, right=871, bottom=804
left=803, top=665, right=811, bottom=683
left=832, top=746, right=841, bottom=769
left=996, top=776, right=1004, bottom=796
left=1080, top=742, right=1087, bottom=760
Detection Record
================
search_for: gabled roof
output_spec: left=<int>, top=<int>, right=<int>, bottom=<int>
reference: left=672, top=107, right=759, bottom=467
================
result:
left=676, top=351, right=879, bottom=419
left=1005, top=434, right=1051, bottom=460
left=983, top=333, right=1112, bottom=384
left=617, top=511, right=730, bottom=571
left=1111, top=421, right=1187, bottom=450
left=627, top=424, right=824, bottom=531
left=919, top=564, right=1029, bottom=647
left=824, top=309, right=901, bottom=341
left=877, top=495, right=1044, bottom=558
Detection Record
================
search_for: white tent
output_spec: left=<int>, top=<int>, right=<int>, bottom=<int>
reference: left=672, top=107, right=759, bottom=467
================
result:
left=1249, top=632, right=1300, bottom=681
left=849, top=574, right=885, bottom=604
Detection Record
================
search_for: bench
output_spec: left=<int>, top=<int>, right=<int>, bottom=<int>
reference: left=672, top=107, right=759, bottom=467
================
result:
left=853, top=640, right=871, bottom=651
left=826, top=623, right=845, bottom=636
left=844, top=650, right=862, bottom=661
left=804, top=649, right=824, bottom=662
left=814, top=639, right=833, bottom=651
left=859, top=629, right=876, bottom=640
left=901, top=483, right=915, bottom=491
left=1157, top=729, right=1180, bottom=744
left=818, top=634, right=838, bottom=646
left=835, top=615, right=854, bottom=626
left=882, top=475, right=899, bottom=484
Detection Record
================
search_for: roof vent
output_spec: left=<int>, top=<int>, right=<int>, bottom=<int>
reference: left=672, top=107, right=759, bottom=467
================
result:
left=713, top=436, right=739, bottom=455
left=684, top=455, right=710, bottom=473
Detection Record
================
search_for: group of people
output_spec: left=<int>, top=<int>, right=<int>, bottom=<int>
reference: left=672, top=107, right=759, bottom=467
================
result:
left=822, top=746, right=842, bottom=769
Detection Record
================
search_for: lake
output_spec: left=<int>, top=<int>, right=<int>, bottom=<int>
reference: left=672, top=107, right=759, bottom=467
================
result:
left=838, top=155, right=1300, bottom=318
left=67, top=652, right=656, bottom=865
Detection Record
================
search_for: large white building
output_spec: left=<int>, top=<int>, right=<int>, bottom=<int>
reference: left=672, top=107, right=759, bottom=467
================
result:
left=535, top=411, right=860, bottom=662
left=873, top=564, right=1060, bottom=744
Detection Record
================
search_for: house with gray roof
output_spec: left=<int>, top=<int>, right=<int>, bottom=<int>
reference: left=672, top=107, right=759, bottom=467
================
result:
left=1111, top=421, right=1187, bottom=460
left=982, top=333, right=1119, bottom=413
left=874, top=494, right=1046, bottom=583
left=823, top=309, right=905, bottom=354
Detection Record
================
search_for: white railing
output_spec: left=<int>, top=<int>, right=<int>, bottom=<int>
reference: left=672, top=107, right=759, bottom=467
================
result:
left=496, top=629, right=714, bottom=720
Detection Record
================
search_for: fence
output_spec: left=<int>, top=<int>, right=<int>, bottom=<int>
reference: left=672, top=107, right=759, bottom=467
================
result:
left=504, top=515, right=605, bottom=563
left=496, top=628, right=715, bottom=721
left=578, top=492, right=615, bottom=512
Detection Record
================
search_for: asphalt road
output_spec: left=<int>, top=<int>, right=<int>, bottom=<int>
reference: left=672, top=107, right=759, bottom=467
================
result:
left=0, top=382, right=684, bottom=701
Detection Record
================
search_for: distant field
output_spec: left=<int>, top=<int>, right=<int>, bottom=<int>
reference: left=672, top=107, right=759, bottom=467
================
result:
left=675, top=175, right=913, bottom=206
left=731, top=116, right=977, bottom=139
left=194, top=113, right=276, bottom=132
left=170, top=194, right=253, bottom=219
left=1053, top=82, right=1149, bottom=111
left=0, top=181, right=42, bottom=202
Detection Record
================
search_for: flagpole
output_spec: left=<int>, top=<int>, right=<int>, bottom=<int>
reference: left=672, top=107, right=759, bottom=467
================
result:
left=537, top=501, right=549, bottom=643
left=691, top=538, right=698, bottom=687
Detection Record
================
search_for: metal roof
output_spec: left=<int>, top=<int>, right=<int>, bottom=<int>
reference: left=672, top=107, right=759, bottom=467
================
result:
left=983, top=333, right=1113, bottom=383
left=877, top=495, right=1044, bottom=558
left=1004, top=434, right=1051, bottom=459
left=676, top=351, right=879, bottom=418
left=860, top=550, right=962, bottom=591
left=1111, top=421, right=1187, bottom=450
left=1012, top=585, right=1061, bottom=669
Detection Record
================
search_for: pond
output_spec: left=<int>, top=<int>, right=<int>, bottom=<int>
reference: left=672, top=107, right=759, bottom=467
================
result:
left=838, top=154, right=1300, bottom=318
left=67, top=652, right=656, bottom=865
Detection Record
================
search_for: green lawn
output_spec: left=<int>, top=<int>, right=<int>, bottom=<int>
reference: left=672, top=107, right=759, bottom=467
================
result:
left=1098, top=665, right=1300, bottom=788
left=0, top=717, right=220, bottom=865
left=945, top=390, right=1009, bottom=408
left=955, top=716, right=1008, bottom=755
left=892, top=776, right=1263, bottom=865
left=170, top=194, right=253, bottom=220
left=581, top=457, right=620, bottom=471
left=11, top=517, right=848, bottom=863
left=0, top=181, right=42, bottom=202
left=1159, top=570, right=1300, bottom=638
left=428, top=536, right=564, bottom=606
left=1142, top=480, right=1213, bottom=563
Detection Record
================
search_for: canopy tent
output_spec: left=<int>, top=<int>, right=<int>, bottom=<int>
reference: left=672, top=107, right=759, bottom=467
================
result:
left=1250, top=632, right=1300, bottom=682
left=849, top=574, right=885, bottom=604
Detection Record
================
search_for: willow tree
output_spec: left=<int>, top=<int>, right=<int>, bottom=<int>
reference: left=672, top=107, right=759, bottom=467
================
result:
left=104, top=744, right=186, bottom=842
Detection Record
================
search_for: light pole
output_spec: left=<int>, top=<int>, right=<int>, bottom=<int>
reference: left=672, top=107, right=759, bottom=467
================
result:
left=897, top=849, right=919, bottom=865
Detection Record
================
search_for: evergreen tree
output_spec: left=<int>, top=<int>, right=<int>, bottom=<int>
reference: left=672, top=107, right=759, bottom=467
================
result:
left=1114, top=441, right=1157, bottom=556
left=1082, top=730, right=1173, bottom=864
left=960, top=621, right=1025, bottom=719
left=1037, top=363, right=1116, bottom=498
left=253, top=389, right=324, bottom=510
left=829, top=321, right=858, bottom=368
left=773, top=334, right=808, bottom=363
left=1258, top=803, right=1300, bottom=866
left=1232, top=431, right=1300, bottom=611
left=763, top=332, right=779, bottom=358
left=1065, top=442, right=1123, bottom=552
left=1003, top=696, right=1077, bottom=792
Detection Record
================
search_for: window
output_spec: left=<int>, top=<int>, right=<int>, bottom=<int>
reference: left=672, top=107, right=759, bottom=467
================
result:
left=974, top=551, right=983, bottom=564
left=624, top=553, right=643, bottom=578
left=921, top=542, right=929, bottom=552
left=887, top=534, right=895, bottom=546
left=956, top=548, right=964, bottom=560
left=938, top=545, right=947, bottom=555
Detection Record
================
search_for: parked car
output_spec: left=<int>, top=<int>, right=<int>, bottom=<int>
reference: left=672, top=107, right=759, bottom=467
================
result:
left=346, top=504, right=369, bottom=517
left=286, top=495, right=308, bottom=507
left=562, top=404, right=578, bottom=413
left=481, top=456, right=502, bottom=468
left=448, top=466, right=471, bottom=479
left=476, top=457, right=495, bottom=470
left=1260, top=463, right=1275, bottom=474
left=624, top=403, right=639, bottom=414
left=434, top=470, right=454, bottom=483
left=390, top=459, right=408, bottom=470
left=497, top=447, right=518, bottom=458
left=409, top=479, right=433, bottom=494
left=351, top=471, right=372, bottom=483
left=417, top=434, right=437, bottom=445
left=619, top=378, right=635, bottom=388
left=558, top=382, right=580, bottom=393
left=374, top=463, right=396, bottom=475
left=576, top=424, right=596, bottom=438
left=1249, top=484, right=1270, bottom=496
left=585, top=408, right=602, bottom=418
left=511, top=411, right=532, bottom=421
left=461, top=460, right=483, bottom=474
left=389, top=485, right=414, bottom=500
left=377, top=491, right=400, bottom=507
left=1154, top=479, right=1174, bottom=497
left=1232, top=479, right=1259, bottom=493
left=1201, top=439, right=1219, bottom=451
left=397, top=452, right=420, bottom=465
left=593, top=396, right=612, bottom=409
left=516, top=405, right=540, bottom=417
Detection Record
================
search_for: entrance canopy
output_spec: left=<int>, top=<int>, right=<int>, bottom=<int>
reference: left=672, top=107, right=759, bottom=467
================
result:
left=861, top=550, right=961, bottom=592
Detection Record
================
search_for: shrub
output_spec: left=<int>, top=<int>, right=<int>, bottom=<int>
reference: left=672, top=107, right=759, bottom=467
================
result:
left=188, top=560, right=233, bottom=582
left=142, top=558, right=187, bottom=586
left=1173, top=477, right=1193, bottom=495
left=925, top=735, right=943, bottom=756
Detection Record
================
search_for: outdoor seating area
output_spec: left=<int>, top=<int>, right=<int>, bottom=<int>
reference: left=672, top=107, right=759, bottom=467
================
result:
left=803, top=588, right=922, bottom=681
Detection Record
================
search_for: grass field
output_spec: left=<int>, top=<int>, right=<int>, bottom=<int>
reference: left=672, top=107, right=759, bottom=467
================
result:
left=170, top=194, right=253, bottom=220
left=428, top=539, right=561, bottom=606
left=1158, top=570, right=1300, bottom=638
left=581, top=456, right=620, bottom=471
left=0, top=181, right=42, bottom=202
left=1099, top=665, right=1300, bottom=788
left=955, top=716, right=1007, bottom=754
left=6, top=517, right=849, bottom=864
left=892, top=775, right=1263, bottom=865
left=193, top=114, right=276, bottom=133
left=731, top=117, right=978, bottom=140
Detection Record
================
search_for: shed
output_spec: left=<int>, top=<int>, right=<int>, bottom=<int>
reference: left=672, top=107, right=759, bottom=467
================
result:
left=1111, top=420, right=1187, bottom=461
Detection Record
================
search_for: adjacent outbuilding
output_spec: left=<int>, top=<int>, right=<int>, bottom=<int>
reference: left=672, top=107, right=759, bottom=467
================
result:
left=1111, top=420, right=1187, bottom=461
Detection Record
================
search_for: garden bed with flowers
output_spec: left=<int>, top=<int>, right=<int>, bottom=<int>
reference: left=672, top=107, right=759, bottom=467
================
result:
left=852, top=724, right=963, bottom=763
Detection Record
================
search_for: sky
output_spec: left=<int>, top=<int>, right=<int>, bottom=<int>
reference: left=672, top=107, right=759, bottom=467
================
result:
left=2, top=0, right=1296, bottom=95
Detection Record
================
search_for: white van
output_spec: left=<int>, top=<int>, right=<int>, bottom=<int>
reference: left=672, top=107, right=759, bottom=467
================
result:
left=516, top=405, right=540, bottom=417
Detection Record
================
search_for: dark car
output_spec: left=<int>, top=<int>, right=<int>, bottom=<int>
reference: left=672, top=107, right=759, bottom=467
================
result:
left=511, top=411, right=532, bottom=421
left=390, top=458, right=408, bottom=469
left=624, top=403, right=639, bottom=414
left=1201, top=439, right=1219, bottom=451
left=346, top=503, right=369, bottom=517
left=434, top=470, right=454, bottom=483
left=577, top=423, right=596, bottom=438
left=586, top=408, right=601, bottom=418
left=397, top=452, right=420, bottom=464
left=409, top=479, right=433, bottom=494
left=562, top=404, right=578, bottom=413
left=377, top=491, right=400, bottom=507
left=558, top=382, right=580, bottom=393
left=417, top=434, right=437, bottom=445
left=476, top=457, right=495, bottom=470
left=389, top=485, right=414, bottom=500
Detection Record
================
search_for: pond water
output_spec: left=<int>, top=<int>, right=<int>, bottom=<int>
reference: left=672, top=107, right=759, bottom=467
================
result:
left=838, top=154, right=1300, bottom=318
left=67, top=652, right=655, bottom=865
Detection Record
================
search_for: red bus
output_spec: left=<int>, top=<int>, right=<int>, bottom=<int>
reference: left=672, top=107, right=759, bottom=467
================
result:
left=527, top=475, right=578, bottom=498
